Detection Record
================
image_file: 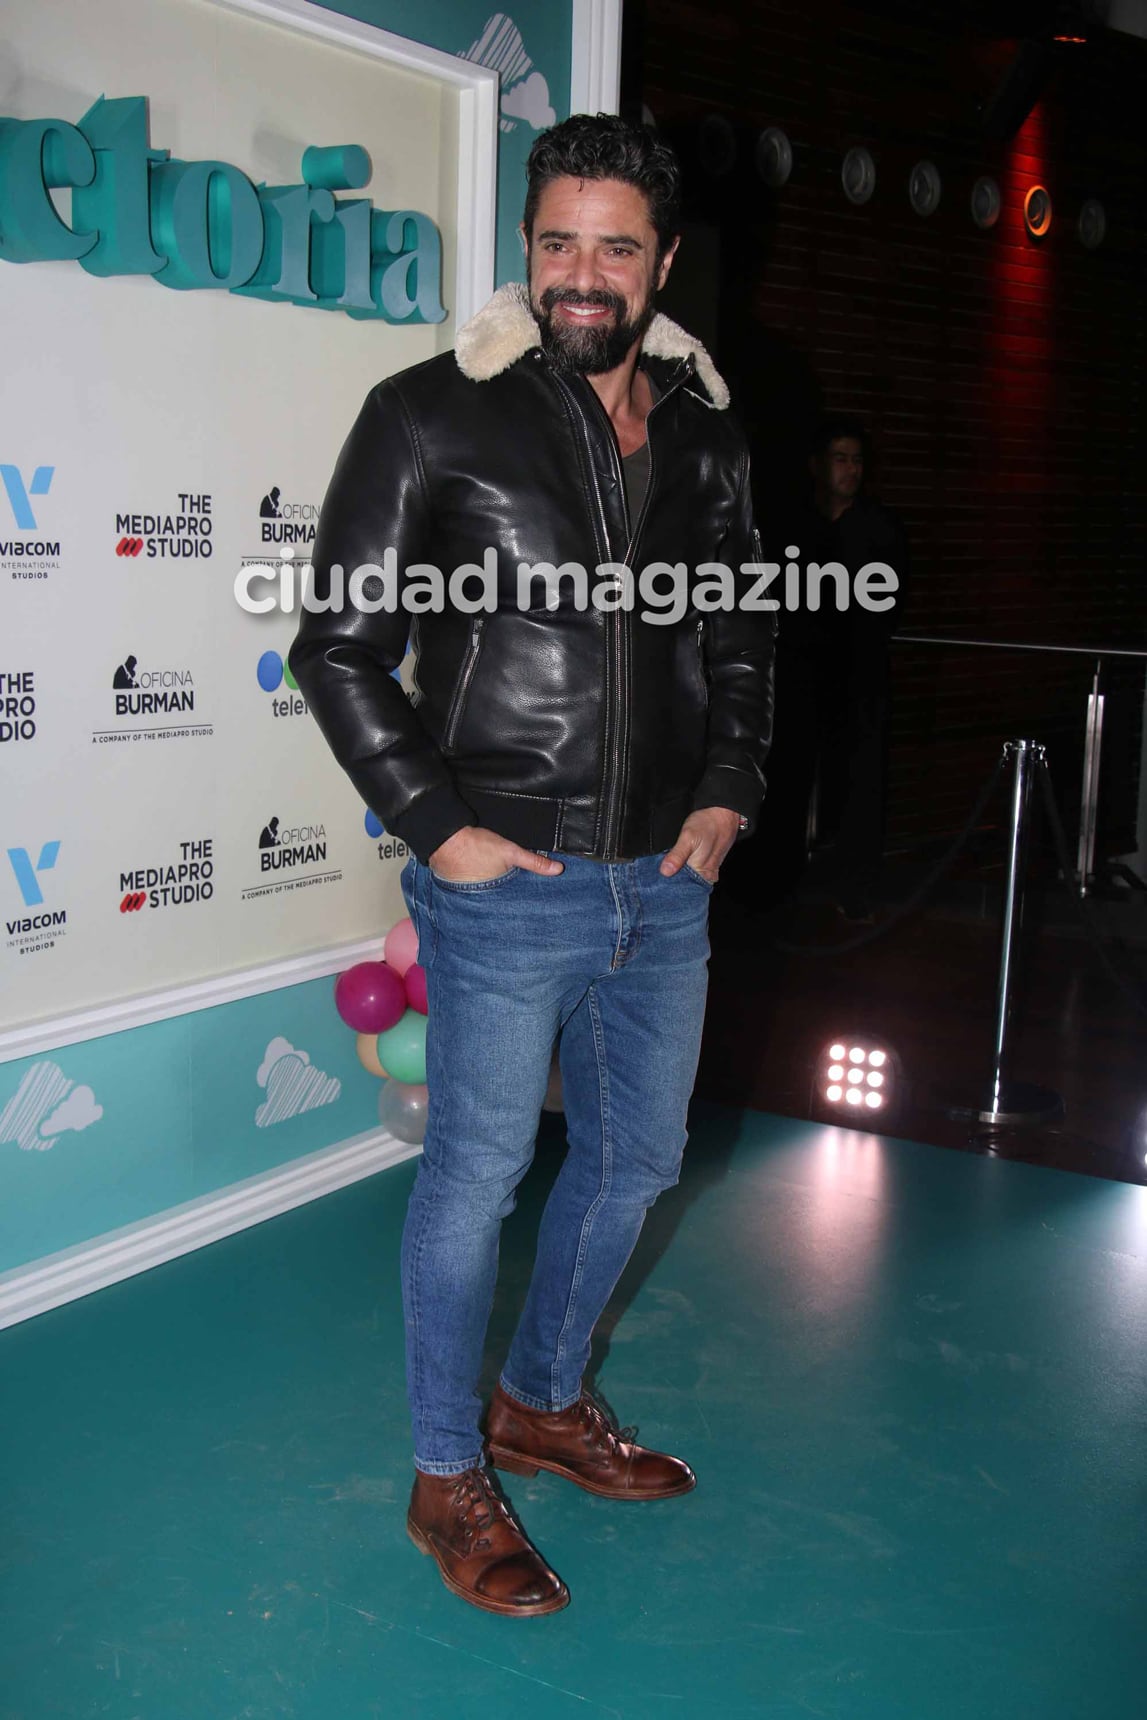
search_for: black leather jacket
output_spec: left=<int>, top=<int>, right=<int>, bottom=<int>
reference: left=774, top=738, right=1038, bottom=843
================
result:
left=289, top=286, right=775, bottom=864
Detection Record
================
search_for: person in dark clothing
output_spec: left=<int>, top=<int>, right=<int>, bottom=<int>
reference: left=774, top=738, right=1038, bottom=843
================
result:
left=764, top=414, right=910, bottom=919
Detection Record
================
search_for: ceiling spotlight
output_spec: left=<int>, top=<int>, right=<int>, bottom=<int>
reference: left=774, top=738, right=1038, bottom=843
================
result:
left=1024, top=185, right=1053, bottom=239
left=865, top=1091, right=883, bottom=1109
left=841, top=147, right=876, bottom=206
left=1078, top=199, right=1106, bottom=249
left=757, top=126, right=793, bottom=188
left=848, top=1047, right=866, bottom=1064
left=908, top=159, right=942, bottom=217
left=971, top=175, right=1001, bottom=230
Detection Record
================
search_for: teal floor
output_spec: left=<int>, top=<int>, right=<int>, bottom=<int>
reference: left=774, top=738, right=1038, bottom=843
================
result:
left=2, top=1105, right=1146, bottom=1719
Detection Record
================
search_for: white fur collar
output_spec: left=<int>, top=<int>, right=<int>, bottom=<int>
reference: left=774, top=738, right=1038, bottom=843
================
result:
left=454, top=281, right=730, bottom=410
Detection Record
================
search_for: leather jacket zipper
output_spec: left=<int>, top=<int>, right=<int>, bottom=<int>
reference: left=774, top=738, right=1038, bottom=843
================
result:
left=543, top=356, right=685, bottom=858
left=443, top=614, right=486, bottom=751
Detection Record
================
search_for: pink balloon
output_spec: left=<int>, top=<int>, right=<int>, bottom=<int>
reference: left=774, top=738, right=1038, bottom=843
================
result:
left=405, top=962, right=428, bottom=1015
left=384, top=916, right=419, bottom=977
left=334, top=961, right=405, bottom=1034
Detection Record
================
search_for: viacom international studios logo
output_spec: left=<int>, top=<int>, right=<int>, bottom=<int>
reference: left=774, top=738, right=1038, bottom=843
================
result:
left=118, top=839, right=215, bottom=914
left=6, top=840, right=67, bottom=956
left=113, top=492, right=213, bottom=560
left=242, top=813, right=342, bottom=902
left=1, top=462, right=60, bottom=582
left=92, top=651, right=214, bottom=745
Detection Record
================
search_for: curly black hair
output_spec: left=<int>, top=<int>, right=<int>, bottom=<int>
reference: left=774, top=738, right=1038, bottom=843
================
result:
left=524, top=113, right=682, bottom=259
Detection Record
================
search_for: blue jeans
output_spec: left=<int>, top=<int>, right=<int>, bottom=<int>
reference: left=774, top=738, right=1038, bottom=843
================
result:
left=398, top=848, right=712, bottom=1476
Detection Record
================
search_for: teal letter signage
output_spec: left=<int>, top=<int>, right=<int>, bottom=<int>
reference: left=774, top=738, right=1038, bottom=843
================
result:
left=0, top=96, right=446, bottom=322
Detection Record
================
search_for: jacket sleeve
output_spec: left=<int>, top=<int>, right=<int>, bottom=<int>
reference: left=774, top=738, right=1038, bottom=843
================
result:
left=690, top=445, right=777, bottom=836
left=288, top=381, right=477, bottom=863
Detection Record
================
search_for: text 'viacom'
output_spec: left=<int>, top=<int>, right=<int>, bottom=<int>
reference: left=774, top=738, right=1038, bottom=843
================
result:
left=0, top=97, right=446, bottom=322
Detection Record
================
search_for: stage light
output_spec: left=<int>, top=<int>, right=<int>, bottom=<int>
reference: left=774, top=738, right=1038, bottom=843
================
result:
left=813, top=1035, right=903, bottom=1126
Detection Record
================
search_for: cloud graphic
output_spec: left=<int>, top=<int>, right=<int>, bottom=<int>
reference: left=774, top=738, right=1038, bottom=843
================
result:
left=464, top=14, right=551, bottom=133
left=255, top=1038, right=340, bottom=1127
left=501, top=71, right=554, bottom=131
left=0, top=1060, right=102, bottom=1153
left=40, top=1085, right=103, bottom=1138
left=257, top=1035, right=309, bottom=1088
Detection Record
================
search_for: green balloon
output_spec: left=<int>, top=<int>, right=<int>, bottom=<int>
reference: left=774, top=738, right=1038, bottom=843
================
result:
left=377, top=1008, right=427, bottom=1085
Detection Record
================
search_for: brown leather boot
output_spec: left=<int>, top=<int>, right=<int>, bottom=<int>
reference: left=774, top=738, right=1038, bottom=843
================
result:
left=486, top=1383, right=697, bottom=1500
left=406, top=1465, right=570, bottom=1617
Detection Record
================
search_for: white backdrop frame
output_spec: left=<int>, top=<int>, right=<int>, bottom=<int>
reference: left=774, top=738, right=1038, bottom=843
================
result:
left=0, top=0, right=497, bottom=1065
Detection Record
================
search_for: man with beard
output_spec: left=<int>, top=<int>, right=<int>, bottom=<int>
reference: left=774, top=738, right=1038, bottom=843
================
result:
left=289, top=115, right=774, bottom=1617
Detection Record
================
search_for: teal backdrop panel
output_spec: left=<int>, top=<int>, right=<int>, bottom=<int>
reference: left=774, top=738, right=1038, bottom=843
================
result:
left=315, top=1, right=575, bottom=285
left=0, top=978, right=384, bottom=1274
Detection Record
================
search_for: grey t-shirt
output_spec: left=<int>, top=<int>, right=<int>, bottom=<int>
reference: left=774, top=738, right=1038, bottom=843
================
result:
left=621, top=371, right=661, bottom=526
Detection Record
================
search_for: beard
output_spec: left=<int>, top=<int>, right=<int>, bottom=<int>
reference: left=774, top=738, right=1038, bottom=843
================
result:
left=532, top=283, right=658, bottom=376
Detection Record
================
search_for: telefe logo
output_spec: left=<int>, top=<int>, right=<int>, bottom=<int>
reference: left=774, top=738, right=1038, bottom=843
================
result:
left=0, top=96, right=446, bottom=323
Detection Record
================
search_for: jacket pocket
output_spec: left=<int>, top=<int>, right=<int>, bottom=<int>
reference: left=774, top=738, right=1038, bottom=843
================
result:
left=443, top=616, right=487, bottom=753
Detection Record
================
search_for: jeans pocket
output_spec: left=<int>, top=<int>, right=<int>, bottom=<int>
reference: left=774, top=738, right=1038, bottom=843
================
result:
left=428, top=865, right=521, bottom=892
left=681, top=863, right=715, bottom=890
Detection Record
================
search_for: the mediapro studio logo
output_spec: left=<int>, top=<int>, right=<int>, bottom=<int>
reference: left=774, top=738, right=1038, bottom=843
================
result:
left=1, top=669, right=36, bottom=743
left=118, top=838, right=215, bottom=913
left=113, top=491, right=213, bottom=560
left=243, top=815, right=341, bottom=901
left=1, top=463, right=60, bottom=581
left=6, top=840, right=67, bottom=954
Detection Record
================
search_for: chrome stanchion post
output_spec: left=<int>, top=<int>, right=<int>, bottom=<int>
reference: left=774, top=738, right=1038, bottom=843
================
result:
left=1075, top=659, right=1105, bottom=897
left=949, top=737, right=1064, bottom=1128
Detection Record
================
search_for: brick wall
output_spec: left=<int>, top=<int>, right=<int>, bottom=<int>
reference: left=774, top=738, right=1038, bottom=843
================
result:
left=635, top=0, right=1147, bottom=853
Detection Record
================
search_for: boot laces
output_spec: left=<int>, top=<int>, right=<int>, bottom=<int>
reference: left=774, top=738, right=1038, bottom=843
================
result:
left=579, top=1394, right=637, bottom=1455
left=450, top=1467, right=505, bottom=1552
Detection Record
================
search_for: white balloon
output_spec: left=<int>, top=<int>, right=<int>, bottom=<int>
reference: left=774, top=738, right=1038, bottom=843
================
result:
left=378, top=1078, right=429, bottom=1145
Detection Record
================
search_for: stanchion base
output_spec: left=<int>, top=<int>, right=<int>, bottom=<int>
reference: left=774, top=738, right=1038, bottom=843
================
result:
left=946, top=1083, right=1065, bottom=1129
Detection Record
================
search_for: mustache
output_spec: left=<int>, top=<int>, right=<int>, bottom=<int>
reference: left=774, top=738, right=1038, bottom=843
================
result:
left=539, top=286, right=627, bottom=316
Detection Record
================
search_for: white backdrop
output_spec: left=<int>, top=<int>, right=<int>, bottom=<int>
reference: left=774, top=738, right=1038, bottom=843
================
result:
left=1, top=0, right=478, bottom=1034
